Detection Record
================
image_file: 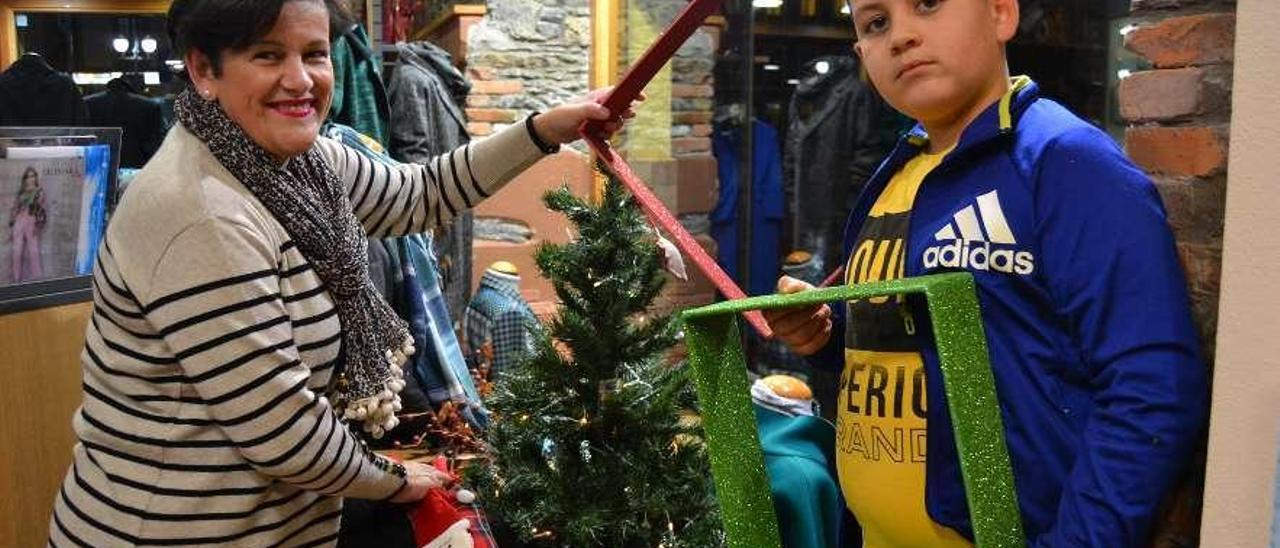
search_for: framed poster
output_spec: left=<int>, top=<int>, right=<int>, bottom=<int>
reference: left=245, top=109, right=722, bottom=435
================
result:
left=0, top=127, right=119, bottom=315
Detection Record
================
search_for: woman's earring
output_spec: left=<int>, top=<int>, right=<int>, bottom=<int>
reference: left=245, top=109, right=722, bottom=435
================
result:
left=200, top=88, right=214, bottom=100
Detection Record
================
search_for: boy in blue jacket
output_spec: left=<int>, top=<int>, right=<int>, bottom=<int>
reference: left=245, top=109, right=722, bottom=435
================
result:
left=763, top=0, right=1208, bottom=546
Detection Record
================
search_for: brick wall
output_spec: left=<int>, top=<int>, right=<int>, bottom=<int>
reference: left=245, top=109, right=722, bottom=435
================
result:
left=1117, top=1, right=1235, bottom=545
left=1120, top=0, right=1234, bottom=360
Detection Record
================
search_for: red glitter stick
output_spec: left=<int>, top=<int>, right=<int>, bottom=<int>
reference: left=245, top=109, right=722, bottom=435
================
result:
left=582, top=0, right=773, bottom=339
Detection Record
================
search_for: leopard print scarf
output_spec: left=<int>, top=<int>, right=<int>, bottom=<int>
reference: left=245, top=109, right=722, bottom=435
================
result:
left=176, top=88, right=411, bottom=437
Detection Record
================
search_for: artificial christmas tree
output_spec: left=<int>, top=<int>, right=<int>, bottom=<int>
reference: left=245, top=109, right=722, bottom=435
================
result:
left=472, top=174, right=724, bottom=547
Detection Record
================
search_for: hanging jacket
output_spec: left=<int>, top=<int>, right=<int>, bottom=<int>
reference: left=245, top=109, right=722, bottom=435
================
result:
left=812, top=78, right=1207, bottom=546
left=0, top=54, right=89, bottom=126
left=388, top=41, right=475, bottom=321
left=85, top=77, right=166, bottom=168
left=785, top=55, right=905, bottom=278
left=400, top=236, right=487, bottom=428
left=711, top=118, right=784, bottom=298
left=321, top=123, right=484, bottom=424
left=755, top=405, right=843, bottom=548
left=329, top=24, right=391, bottom=146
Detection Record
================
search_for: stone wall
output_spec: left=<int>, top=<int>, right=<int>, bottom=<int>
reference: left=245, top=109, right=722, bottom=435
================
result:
left=464, top=0, right=591, bottom=139
left=459, top=0, right=721, bottom=319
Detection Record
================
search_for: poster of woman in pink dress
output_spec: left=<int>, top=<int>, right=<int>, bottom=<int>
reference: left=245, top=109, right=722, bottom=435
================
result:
left=8, top=166, right=46, bottom=282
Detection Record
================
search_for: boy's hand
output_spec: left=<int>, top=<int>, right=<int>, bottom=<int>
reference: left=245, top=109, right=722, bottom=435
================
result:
left=763, top=276, right=833, bottom=356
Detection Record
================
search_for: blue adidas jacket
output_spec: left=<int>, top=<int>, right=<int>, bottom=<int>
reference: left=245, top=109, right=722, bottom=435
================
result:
left=815, top=78, right=1208, bottom=546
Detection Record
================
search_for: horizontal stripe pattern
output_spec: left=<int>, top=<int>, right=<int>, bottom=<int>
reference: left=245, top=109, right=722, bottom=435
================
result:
left=51, top=121, right=543, bottom=546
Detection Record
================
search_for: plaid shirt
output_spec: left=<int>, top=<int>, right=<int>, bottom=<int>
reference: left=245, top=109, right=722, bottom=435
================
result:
left=463, top=270, right=539, bottom=373
left=321, top=123, right=484, bottom=428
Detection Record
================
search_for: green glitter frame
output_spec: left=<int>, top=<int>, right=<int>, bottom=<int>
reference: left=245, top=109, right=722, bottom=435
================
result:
left=681, top=272, right=1025, bottom=547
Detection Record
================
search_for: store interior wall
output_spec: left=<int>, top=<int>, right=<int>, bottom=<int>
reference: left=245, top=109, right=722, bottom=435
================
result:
left=1200, top=0, right=1280, bottom=545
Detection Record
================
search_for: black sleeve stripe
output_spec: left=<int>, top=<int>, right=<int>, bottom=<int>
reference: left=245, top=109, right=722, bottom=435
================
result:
left=98, top=240, right=142, bottom=303
left=93, top=278, right=145, bottom=319
left=95, top=255, right=137, bottom=302
left=366, top=170, right=408, bottom=236
left=97, top=335, right=177, bottom=365
left=200, top=359, right=303, bottom=406
left=173, top=315, right=291, bottom=361
left=339, top=146, right=358, bottom=200
left=186, top=339, right=294, bottom=385
left=144, top=269, right=277, bottom=314
left=466, top=145, right=490, bottom=198
left=447, top=151, right=475, bottom=209
left=86, top=345, right=185, bottom=383
left=218, top=376, right=310, bottom=427
left=312, top=445, right=360, bottom=495
left=82, top=382, right=215, bottom=427
left=282, top=415, right=340, bottom=483
left=240, top=399, right=324, bottom=457
left=279, top=240, right=298, bottom=254
left=91, top=311, right=162, bottom=341
left=158, top=293, right=283, bottom=337
left=381, top=170, right=418, bottom=236
left=282, top=284, right=327, bottom=304
left=357, top=168, right=394, bottom=228
left=327, top=457, right=366, bottom=496
left=292, top=306, right=338, bottom=328
left=350, top=153, right=374, bottom=212
left=432, top=155, right=459, bottom=219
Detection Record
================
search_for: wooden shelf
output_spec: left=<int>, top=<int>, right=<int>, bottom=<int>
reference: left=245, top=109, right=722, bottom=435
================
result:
left=412, top=3, right=486, bottom=42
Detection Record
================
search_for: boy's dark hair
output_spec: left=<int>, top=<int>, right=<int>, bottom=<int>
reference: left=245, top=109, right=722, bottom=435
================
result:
left=167, top=0, right=328, bottom=75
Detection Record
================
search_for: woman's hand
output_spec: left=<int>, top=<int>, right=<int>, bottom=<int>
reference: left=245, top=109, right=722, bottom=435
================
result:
left=762, top=276, right=833, bottom=356
left=389, top=460, right=455, bottom=503
left=531, top=87, right=645, bottom=145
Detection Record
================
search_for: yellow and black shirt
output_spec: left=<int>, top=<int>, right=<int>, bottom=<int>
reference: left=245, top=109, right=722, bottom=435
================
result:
left=835, top=146, right=972, bottom=548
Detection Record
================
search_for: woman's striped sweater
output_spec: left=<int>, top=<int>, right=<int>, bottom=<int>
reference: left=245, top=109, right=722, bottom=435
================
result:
left=47, top=120, right=547, bottom=547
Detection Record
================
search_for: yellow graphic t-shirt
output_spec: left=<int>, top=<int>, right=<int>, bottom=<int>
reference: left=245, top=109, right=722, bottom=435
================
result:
left=836, top=147, right=972, bottom=548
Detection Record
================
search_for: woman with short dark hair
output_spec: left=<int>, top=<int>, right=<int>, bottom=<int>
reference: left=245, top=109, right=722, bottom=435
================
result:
left=48, top=0, right=632, bottom=544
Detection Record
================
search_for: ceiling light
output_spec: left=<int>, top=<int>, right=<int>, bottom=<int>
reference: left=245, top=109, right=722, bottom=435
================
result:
left=753, top=0, right=783, bottom=8
left=140, top=37, right=157, bottom=54
left=815, top=61, right=830, bottom=74
left=763, top=64, right=781, bottom=71
left=112, top=37, right=130, bottom=53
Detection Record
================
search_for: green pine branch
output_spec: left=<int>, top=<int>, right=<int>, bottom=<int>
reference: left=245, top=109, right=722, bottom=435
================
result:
left=472, top=172, right=724, bottom=547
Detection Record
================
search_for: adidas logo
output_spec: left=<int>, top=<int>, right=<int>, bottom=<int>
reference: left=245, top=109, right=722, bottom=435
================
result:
left=922, top=190, right=1036, bottom=276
